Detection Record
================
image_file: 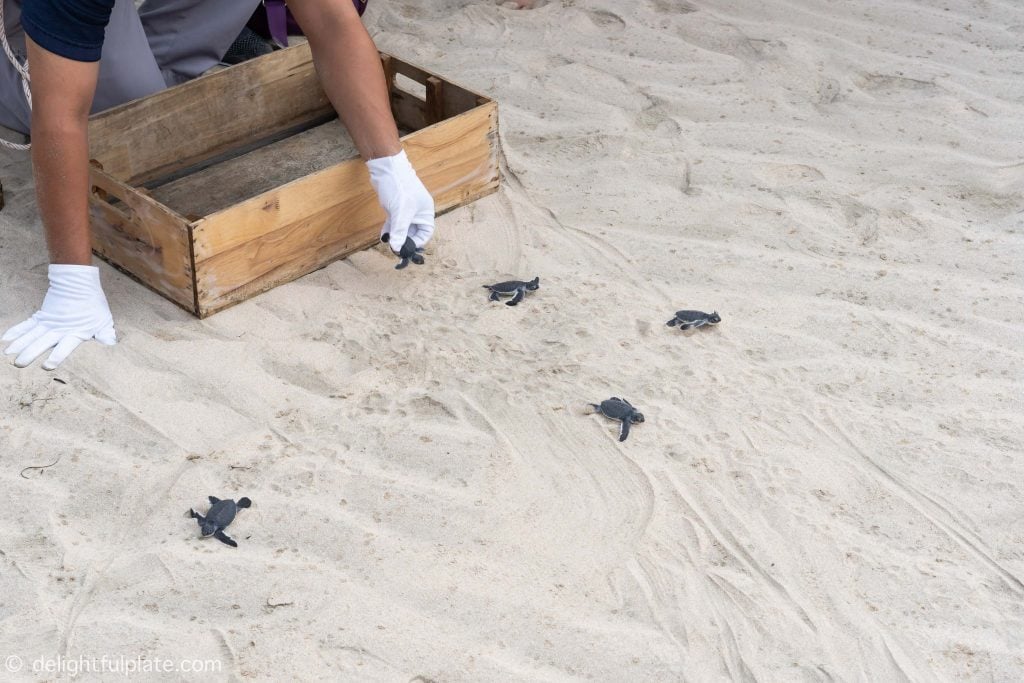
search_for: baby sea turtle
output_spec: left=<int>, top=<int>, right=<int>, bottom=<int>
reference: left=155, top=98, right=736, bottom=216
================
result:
left=189, top=496, right=251, bottom=548
left=483, top=277, right=540, bottom=306
left=394, top=236, right=425, bottom=270
left=590, top=397, right=645, bottom=442
left=666, top=310, right=721, bottom=331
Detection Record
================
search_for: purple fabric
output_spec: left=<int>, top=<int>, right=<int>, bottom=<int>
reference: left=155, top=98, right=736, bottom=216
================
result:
left=253, top=0, right=368, bottom=48
left=264, top=0, right=288, bottom=46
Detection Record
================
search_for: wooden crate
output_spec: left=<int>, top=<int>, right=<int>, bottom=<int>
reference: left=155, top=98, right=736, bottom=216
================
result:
left=87, top=43, right=499, bottom=317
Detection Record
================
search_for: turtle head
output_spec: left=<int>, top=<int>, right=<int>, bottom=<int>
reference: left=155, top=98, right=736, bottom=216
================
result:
left=526, top=277, right=540, bottom=290
left=199, top=520, right=218, bottom=537
left=631, top=411, right=645, bottom=424
left=709, top=311, right=721, bottom=324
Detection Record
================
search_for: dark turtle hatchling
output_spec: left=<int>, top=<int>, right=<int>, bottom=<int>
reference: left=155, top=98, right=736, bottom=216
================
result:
left=667, top=310, right=721, bottom=331
left=483, top=277, right=540, bottom=306
left=590, top=397, right=645, bottom=442
left=190, top=496, right=251, bottom=547
left=394, top=236, right=425, bottom=270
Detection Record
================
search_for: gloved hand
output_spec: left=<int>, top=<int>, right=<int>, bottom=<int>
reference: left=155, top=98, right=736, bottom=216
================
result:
left=366, top=149, right=435, bottom=256
left=3, top=264, right=117, bottom=370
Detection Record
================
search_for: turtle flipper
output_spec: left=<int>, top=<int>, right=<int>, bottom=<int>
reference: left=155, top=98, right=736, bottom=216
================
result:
left=189, top=509, right=205, bottom=522
left=214, top=530, right=238, bottom=548
left=208, top=496, right=221, bottom=505
left=622, top=398, right=633, bottom=407
left=395, top=236, right=421, bottom=270
left=488, top=291, right=500, bottom=302
left=678, top=322, right=696, bottom=331
left=618, top=419, right=631, bottom=442
left=506, top=287, right=526, bottom=306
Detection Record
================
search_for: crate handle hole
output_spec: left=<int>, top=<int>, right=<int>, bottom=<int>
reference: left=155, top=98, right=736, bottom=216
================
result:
left=91, top=186, right=134, bottom=222
left=394, top=73, right=426, bottom=102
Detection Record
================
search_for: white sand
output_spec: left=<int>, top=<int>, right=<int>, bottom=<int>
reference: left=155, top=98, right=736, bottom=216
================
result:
left=2, top=0, right=1023, bottom=680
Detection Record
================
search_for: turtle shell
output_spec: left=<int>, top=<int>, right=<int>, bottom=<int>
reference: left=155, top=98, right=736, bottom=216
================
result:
left=205, top=500, right=238, bottom=528
left=487, top=281, right=525, bottom=292
left=599, top=399, right=634, bottom=420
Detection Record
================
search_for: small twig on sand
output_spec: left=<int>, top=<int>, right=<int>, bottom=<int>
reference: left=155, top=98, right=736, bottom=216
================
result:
left=20, top=455, right=61, bottom=479
left=266, top=598, right=294, bottom=609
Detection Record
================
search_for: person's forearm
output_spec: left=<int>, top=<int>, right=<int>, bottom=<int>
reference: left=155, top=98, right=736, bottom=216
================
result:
left=32, top=118, right=92, bottom=265
left=288, top=0, right=401, bottom=160
left=26, top=37, right=99, bottom=265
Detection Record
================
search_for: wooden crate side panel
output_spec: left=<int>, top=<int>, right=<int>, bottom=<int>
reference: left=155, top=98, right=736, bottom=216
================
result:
left=89, top=44, right=331, bottom=185
left=191, top=159, right=374, bottom=261
left=192, top=102, right=499, bottom=316
left=193, top=102, right=498, bottom=260
left=406, top=101, right=499, bottom=212
left=88, top=169, right=196, bottom=312
left=197, top=194, right=382, bottom=317
left=88, top=47, right=489, bottom=187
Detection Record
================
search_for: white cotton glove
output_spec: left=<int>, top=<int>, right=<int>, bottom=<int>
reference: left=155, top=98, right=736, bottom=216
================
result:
left=3, top=264, right=116, bottom=370
left=366, top=149, right=436, bottom=258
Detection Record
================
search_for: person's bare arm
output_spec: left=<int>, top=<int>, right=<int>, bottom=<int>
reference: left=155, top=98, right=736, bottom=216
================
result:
left=286, top=0, right=401, bottom=160
left=2, top=37, right=114, bottom=371
left=286, top=0, right=435, bottom=259
left=26, top=36, right=99, bottom=265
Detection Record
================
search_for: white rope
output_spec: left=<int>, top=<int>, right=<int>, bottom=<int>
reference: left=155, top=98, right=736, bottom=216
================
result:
left=0, top=0, right=31, bottom=151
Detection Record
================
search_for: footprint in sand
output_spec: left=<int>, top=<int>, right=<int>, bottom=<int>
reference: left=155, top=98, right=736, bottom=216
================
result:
left=558, top=8, right=627, bottom=36
left=676, top=19, right=771, bottom=62
left=815, top=76, right=842, bottom=104
left=359, top=389, right=390, bottom=416
left=584, top=9, right=626, bottom=32
left=756, top=163, right=825, bottom=187
left=651, top=0, right=697, bottom=13
left=401, top=394, right=459, bottom=422
left=840, top=199, right=880, bottom=247
left=261, top=358, right=340, bottom=396
left=497, top=0, right=547, bottom=8
left=855, top=72, right=938, bottom=97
